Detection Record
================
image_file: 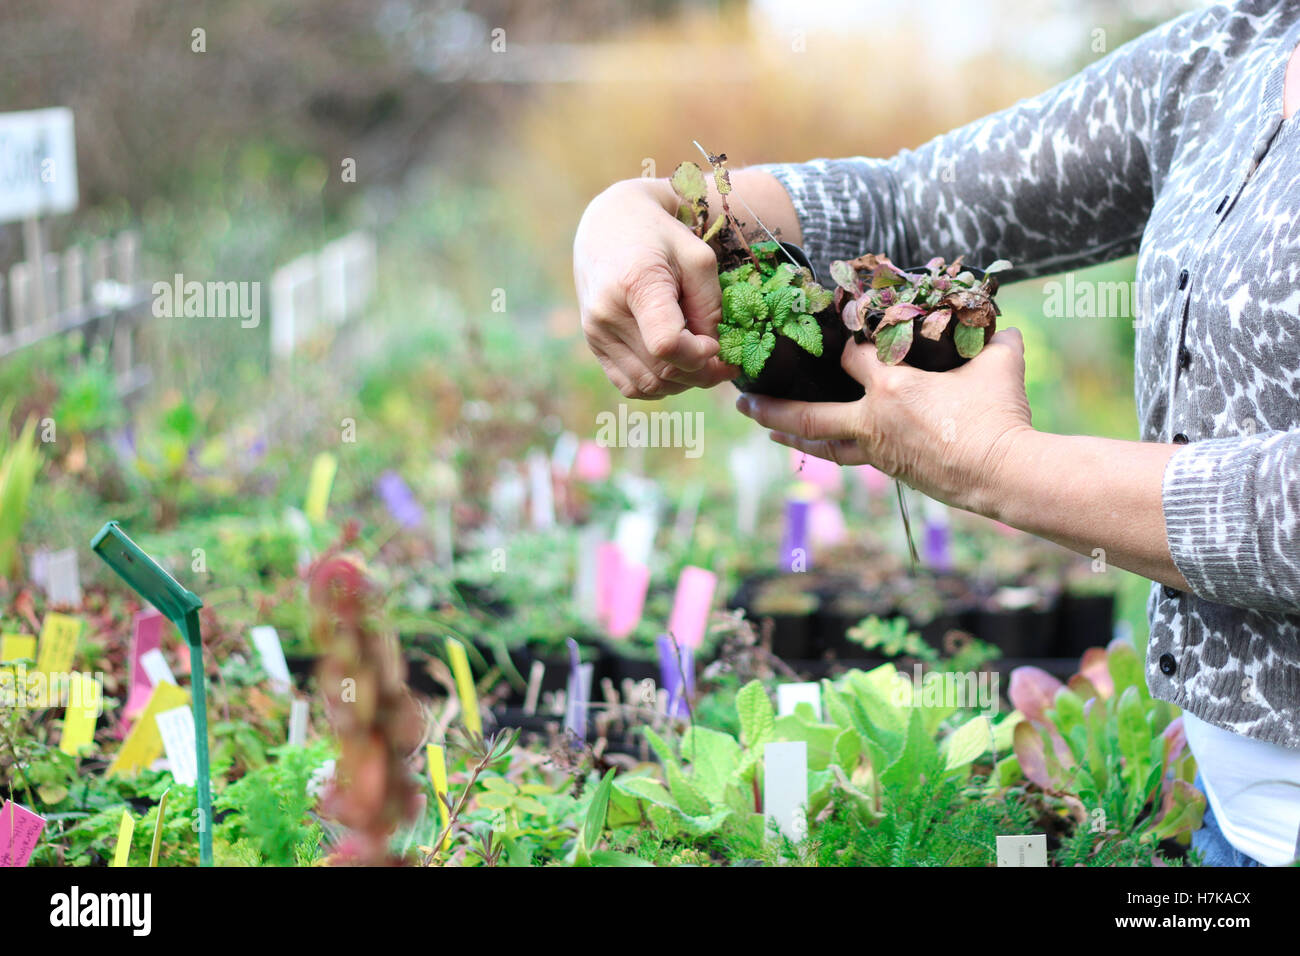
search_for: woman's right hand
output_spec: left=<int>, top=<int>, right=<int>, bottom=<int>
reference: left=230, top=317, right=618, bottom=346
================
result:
left=573, top=178, right=735, bottom=400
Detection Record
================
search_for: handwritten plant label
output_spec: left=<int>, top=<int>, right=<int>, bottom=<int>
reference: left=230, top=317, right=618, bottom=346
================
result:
left=250, top=625, right=291, bottom=692
left=445, top=638, right=481, bottom=736
left=36, top=612, right=82, bottom=680
left=304, top=452, right=338, bottom=524
left=44, top=547, right=82, bottom=607
left=112, top=811, right=134, bottom=867
left=59, top=672, right=101, bottom=756
left=763, top=741, right=808, bottom=843
left=996, top=834, right=1048, bottom=867
left=0, top=800, right=46, bottom=866
left=777, top=682, right=823, bottom=721
left=155, top=705, right=198, bottom=787
left=107, top=680, right=189, bottom=777
left=125, top=610, right=165, bottom=720
left=288, top=698, right=309, bottom=746
left=140, top=648, right=176, bottom=688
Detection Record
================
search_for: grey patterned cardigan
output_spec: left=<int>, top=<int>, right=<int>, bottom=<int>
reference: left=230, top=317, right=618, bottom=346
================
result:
left=762, top=0, right=1300, bottom=746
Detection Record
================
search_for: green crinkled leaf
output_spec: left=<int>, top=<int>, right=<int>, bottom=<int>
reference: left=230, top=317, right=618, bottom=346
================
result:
left=614, top=774, right=675, bottom=810
left=741, top=328, right=776, bottom=378
left=737, top=680, right=775, bottom=749
left=875, top=320, right=913, bottom=365
left=722, top=282, right=767, bottom=329
left=641, top=725, right=680, bottom=773
left=760, top=263, right=797, bottom=294
left=953, top=321, right=986, bottom=359
left=718, top=326, right=747, bottom=367
left=665, top=761, right=714, bottom=816
left=679, top=726, right=742, bottom=803
left=719, top=264, right=756, bottom=290
left=778, top=313, right=823, bottom=357
left=670, top=161, right=707, bottom=203
left=767, top=285, right=801, bottom=328
left=802, top=282, right=834, bottom=313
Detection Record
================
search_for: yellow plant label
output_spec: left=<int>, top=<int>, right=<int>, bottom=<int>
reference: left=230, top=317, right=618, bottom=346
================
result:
left=112, top=811, right=134, bottom=867
left=445, top=639, right=480, bottom=736
left=107, top=681, right=190, bottom=777
left=0, top=633, right=36, bottom=663
left=59, top=672, right=101, bottom=756
left=304, top=453, right=338, bottom=524
left=35, top=613, right=82, bottom=679
left=426, top=743, right=451, bottom=854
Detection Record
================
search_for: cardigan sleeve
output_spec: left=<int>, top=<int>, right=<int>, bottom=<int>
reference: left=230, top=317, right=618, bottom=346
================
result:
left=756, top=6, right=1225, bottom=282
left=1163, top=432, right=1300, bottom=615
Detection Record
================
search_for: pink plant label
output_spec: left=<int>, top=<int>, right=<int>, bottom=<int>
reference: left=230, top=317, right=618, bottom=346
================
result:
left=125, top=610, right=165, bottom=723
left=667, top=566, right=717, bottom=650
left=855, top=465, right=889, bottom=496
left=606, top=561, right=650, bottom=639
left=789, top=448, right=842, bottom=495
left=594, top=542, right=623, bottom=629
left=0, top=800, right=46, bottom=866
left=573, top=440, right=611, bottom=482
left=809, top=499, right=848, bottom=549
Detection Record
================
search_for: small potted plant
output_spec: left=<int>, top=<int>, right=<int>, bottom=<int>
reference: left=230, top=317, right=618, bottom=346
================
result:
left=830, top=254, right=1011, bottom=371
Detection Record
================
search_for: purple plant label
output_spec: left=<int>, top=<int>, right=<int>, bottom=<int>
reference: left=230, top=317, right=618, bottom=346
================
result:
left=0, top=800, right=45, bottom=866
left=564, top=639, right=592, bottom=743
left=780, top=498, right=810, bottom=573
left=924, top=518, right=953, bottom=572
left=656, top=636, right=693, bottom=719
left=376, top=470, right=424, bottom=529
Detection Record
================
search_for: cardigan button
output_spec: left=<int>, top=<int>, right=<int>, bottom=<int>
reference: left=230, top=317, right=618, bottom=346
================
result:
left=1162, top=584, right=1180, bottom=599
left=1178, top=346, right=1192, bottom=370
left=1173, top=433, right=1189, bottom=444
left=1159, top=653, right=1177, bottom=676
left=1178, top=269, right=1189, bottom=290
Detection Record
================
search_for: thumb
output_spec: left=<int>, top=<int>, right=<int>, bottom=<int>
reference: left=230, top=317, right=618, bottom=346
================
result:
left=840, top=334, right=890, bottom=386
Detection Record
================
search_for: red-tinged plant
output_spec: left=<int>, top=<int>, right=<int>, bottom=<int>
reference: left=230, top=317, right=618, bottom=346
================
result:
left=311, top=553, right=424, bottom=866
left=829, top=254, right=1011, bottom=370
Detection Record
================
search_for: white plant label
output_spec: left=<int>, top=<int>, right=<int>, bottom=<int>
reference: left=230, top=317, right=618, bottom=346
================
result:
left=777, top=682, right=823, bottom=721
left=996, top=834, right=1048, bottom=867
left=155, top=705, right=197, bottom=787
left=614, top=510, right=657, bottom=568
left=140, top=648, right=176, bottom=687
left=527, top=450, right=555, bottom=531
left=250, top=625, right=291, bottom=692
left=764, top=741, right=809, bottom=843
left=45, top=548, right=82, bottom=607
left=288, top=698, right=309, bottom=746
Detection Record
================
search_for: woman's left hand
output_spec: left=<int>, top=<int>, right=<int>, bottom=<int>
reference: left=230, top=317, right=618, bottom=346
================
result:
left=735, top=328, right=1035, bottom=517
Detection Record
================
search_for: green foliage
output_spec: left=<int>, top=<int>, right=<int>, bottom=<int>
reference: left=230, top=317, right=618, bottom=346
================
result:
left=0, top=413, right=42, bottom=578
left=715, top=243, right=828, bottom=376
left=847, top=615, right=938, bottom=661
left=214, top=740, right=334, bottom=867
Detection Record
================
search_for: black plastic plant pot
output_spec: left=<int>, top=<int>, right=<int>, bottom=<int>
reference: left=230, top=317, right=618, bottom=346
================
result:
left=1053, top=592, right=1116, bottom=659
left=852, top=265, right=992, bottom=373
left=971, top=607, right=1057, bottom=659
left=731, top=243, right=866, bottom=403
left=492, top=707, right=559, bottom=736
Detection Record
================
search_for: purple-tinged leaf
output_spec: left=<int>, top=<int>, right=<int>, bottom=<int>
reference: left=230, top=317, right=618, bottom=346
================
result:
left=919, top=308, right=952, bottom=342
left=1013, top=722, right=1053, bottom=791
left=874, top=320, right=913, bottom=365
left=829, top=260, right=859, bottom=294
left=1008, top=666, right=1064, bottom=727
left=841, top=296, right=864, bottom=332
left=878, top=302, right=925, bottom=329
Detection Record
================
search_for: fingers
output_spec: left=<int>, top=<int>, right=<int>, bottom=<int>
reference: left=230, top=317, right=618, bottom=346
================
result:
left=767, top=431, right=869, bottom=466
left=674, top=237, right=723, bottom=339
left=735, top=392, right=861, bottom=442
left=593, top=337, right=691, bottom=400
left=624, top=264, right=718, bottom=374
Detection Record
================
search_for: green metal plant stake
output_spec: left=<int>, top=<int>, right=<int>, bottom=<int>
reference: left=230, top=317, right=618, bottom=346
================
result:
left=91, top=521, right=212, bottom=867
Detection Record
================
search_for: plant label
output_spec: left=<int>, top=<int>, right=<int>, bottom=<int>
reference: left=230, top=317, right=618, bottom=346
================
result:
left=572, top=524, right=603, bottom=621
left=790, top=448, right=843, bottom=495
left=0, top=800, right=46, bottom=866
left=667, top=565, right=716, bottom=650
left=250, top=625, right=291, bottom=692
left=59, top=672, right=101, bottom=756
left=445, top=638, right=481, bottom=736
left=125, top=609, right=165, bottom=720
left=375, top=470, right=424, bottom=529
left=527, top=450, right=555, bottom=531
left=523, top=659, right=544, bottom=716
left=426, top=743, right=451, bottom=854
left=111, top=811, right=134, bottom=867
left=35, top=612, right=81, bottom=681
left=288, top=698, right=309, bottom=746
left=777, top=682, right=822, bottom=721
left=614, top=510, right=656, bottom=568
left=107, top=680, right=190, bottom=778
left=996, top=834, right=1047, bottom=867
left=764, top=741, right=809, bottom=843
left=594, top=542, right=622, bottom=628
left=809, top=498, right=847, bottom=549
left=606, top=561, right=650, bottom=639
left=922, top=498, right=953, bottom=572
left=656, top=635, right=694, bottom=719
left=551, top=431, right=579, bottom=476
left=140, top=648, right=176, bottom=688
left=0, top=633, right=35, bottom=662
left=565, top=663, right=593, bottom=743
left=573, top=440, right=611, bottom=482
left=29, top=549, right=50, bottom=590
left=780, top=496, right=811, bottom=573
left=303, top=452, right=338, bottom=524
left=155, top=705, right=198, bottom=786
left=44, top=547, right=82, bottom=607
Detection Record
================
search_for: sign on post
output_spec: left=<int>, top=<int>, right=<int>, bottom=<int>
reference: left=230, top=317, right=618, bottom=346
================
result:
left=0, top=108, right=78, bottom=223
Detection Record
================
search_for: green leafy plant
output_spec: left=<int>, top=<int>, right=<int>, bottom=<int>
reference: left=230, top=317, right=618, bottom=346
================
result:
left=847, top=615, right=938, bottom=662
left=0, top=412, right=42, bottom=579
left=830, top=254, right=1011, bottom=365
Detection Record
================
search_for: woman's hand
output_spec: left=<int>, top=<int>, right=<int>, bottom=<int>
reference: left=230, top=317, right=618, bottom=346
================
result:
left=573, top=178, right=736, bottom=400
left=736, top=329, right=1034, bottom=518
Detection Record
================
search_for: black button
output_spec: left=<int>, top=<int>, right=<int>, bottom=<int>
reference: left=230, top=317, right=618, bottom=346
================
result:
left=1177, top=346, right=1191, bottom=369
left=1159, top=653, right=1177, bottom=676
left=1178, top=269, right=1189, bottom=290
left=1215, top=195, right=1228, bottom=215
left=1172, top=433, right=1189, bottom=444
left=1162, top=584, right=1180, bottom=599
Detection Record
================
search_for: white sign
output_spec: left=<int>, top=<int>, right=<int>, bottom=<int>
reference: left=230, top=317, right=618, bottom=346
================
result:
left=288, top=698, right=309, bottom=746
left=250, top=625, right=291, bottom=692
left=764, top=741, right=809, bottom=843
left=44, top=548, right=82, bottom=607
left=0, top=108, right=79, bottom=223
left=140, top=648, right=176, bottom=688
left=996, top=834, right=1048, bottom=867
left=155, top=706, right=197, bottom=787
left=777, top=682, right=823, bottom=721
